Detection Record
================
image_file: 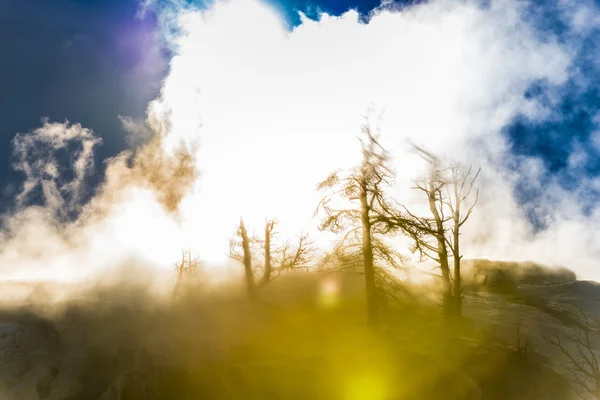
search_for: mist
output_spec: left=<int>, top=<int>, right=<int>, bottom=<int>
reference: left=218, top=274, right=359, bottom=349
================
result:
left=1, top=0, right=600, bottom=397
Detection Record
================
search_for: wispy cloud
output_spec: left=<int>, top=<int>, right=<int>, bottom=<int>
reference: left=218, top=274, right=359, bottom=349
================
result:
left=11, top=120, right=102, bottom=217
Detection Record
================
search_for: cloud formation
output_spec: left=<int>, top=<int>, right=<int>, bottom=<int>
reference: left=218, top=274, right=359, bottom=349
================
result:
left=1, top=0, right=600, bottom=282
left=11, top=120, right=102, bottom=217
left=158, top=0, right=595, bottom=274
left=0, top=117, right=198, bottom=281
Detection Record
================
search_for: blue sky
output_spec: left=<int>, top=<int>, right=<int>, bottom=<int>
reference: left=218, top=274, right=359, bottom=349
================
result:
left=0, top=0, right=167, bottom=209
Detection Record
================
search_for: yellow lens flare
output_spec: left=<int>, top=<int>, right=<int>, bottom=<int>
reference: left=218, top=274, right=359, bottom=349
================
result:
left=317, top=276, right=340, bottom=308
left=344, top=371, right=388, bottom=400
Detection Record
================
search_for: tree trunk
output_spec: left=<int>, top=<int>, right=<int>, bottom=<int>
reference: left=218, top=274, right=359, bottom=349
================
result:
left=427, top=183, right=452, bottom=321
left=438, top=237, right=452, bottom=321
left=453, top=225, right=461, bottom=319
left=360, top=173, right=378, bottom=327
left=259, top=221, right=272, bottom=288
left=452, top=184, right=462, bottom=320
left=239, top=219, right=257, bottom=300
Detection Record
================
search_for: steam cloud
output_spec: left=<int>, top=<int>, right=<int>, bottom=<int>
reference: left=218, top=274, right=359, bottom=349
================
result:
left=12, top=120, right=102, bottom=217
left=1, top=0, right=600, bottom=282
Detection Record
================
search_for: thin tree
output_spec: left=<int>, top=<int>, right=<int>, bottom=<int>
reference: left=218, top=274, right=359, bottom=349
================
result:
left=173, top=248, right=201, bottom=298
left=230, top=218, right=313, bottom=298
left=446, top=163, right=480, bottom=317
left=315, top=123, right=408, bottom=327
left=403, top=145, right=480, bottom=320
left=238, top=218, right=258, bottom=300
left=413, top=146, right=453, bottom=319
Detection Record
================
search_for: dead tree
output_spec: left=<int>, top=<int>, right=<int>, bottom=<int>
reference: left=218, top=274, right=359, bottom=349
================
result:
left=239, top=218, right=258, bottom=300
left=446, top=163, right=480, bottom=317
left=257, top=219, right=313, bottom=287
left=318, top=231, right=407, bottom=309
left=403, top=145, right=479, bottom=321
left=543, top=308, right=600, bottom=399
left=173, top=248, right=201, bottom=297
left=411, top=146, right=453, bottom=319
left=316, top=123, right=411, bottom=327
left=226, top=218, right=258, bottom=300
left=230, top=218, right=313, bottom=298
left=514, top=317, right=532, bottom=358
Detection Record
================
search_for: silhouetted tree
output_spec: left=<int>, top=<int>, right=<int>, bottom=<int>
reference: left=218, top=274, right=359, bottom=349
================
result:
left=447, top=163, right=480, bottom=317
left=403, top=145, right=479, bottom=320
left=513, top=316, right=532, bottom=358
left=230, top=218, right=313, bottom=298
left=409, top=146, right=453, bottom=319
left=238, top=218, right=258, bottom=300
left=173, top=248, right=201, bottom=297
left=316, top=123, right=409, bottom=326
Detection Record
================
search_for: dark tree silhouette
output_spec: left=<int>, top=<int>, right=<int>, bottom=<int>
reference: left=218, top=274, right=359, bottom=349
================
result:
left=402, top=145, right=480, bottom=320
left=315, top=123, right=410, bottom=326
left=230, top=218, right=314, bottom=298
left=173, top=248, right=201, bottom=297
left=447, top=163, right=480, bottom=317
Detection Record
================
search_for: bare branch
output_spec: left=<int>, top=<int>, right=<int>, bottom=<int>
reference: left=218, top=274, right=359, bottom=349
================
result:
left=543, top=307, right=600, bottom=398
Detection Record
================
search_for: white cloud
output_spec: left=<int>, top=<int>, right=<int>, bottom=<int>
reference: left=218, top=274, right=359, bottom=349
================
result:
left=2, top=0, right=600, bottom=282
left=0, top=122, right=195, bottom=282
left=558, top=0, right=600, bottom=35
left=159, top=0, right=579, bottom=271
left=11, top=120, right=102, bottom=216
left=119, top=115, right=154, bottom=148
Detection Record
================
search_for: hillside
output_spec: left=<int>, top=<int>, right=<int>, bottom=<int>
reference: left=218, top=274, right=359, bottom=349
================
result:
left=0, top=261, right=595, bottom=399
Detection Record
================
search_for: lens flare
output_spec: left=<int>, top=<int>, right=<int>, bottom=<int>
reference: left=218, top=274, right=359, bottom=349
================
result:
left=344, top=372, right=388, bottom=400
left=318, top=276, right=340, bottom=308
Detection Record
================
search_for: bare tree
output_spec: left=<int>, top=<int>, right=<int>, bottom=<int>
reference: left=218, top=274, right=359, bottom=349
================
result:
left=238, top=218, right=258, bottom=300
left=543, top=308, right=600, bottom=399
left=258, top=219, right=314, bottom=286
left=513, top=316, right=532, bottom=358
left=408, top=146, right=454, bottom=319
left=173, top=248, right=201, bottom=298
left=317, top=222, right=407, bottom=304
left=403, top=145, right=480, bottom=320
left=447, top=163, right=480, bottom=317
left=315, top=123, right=410, bottom=326
left=230, top=218, right=314, bottom=298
